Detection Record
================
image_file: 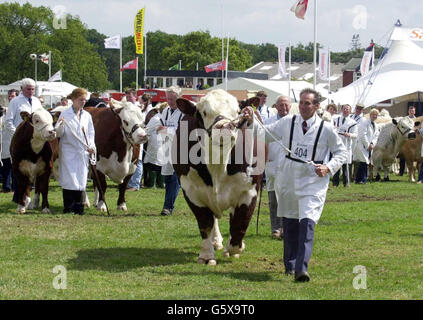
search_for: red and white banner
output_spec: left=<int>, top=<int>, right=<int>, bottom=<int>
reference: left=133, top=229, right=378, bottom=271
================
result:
left=120, top=58, right=137, bottom=71
left=318, top=48, right=329, bottom=80
left=278, top=46, right=288, bottom=78
left=204, top=60, right=226, bottom=73
left=290, top=0, right=308, bottom=20
left=360, top=50, right=373, bottom=76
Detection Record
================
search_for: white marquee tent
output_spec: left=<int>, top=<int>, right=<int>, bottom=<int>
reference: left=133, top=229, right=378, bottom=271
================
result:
left=330, top=36, right=423, bottom=108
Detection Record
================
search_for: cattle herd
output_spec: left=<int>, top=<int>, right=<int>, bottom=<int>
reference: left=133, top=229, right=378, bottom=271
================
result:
left=7, top=89, right=423, bottom=265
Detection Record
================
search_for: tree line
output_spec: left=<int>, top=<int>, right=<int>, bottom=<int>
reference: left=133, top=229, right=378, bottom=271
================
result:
left=0, top=2, right=385, bottom=92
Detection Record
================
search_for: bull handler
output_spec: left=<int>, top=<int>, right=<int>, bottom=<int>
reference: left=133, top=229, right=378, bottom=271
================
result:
left=241, top=88, right=347, bottom=282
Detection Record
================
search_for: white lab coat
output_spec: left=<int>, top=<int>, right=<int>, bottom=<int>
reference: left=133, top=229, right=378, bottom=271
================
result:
left=354, top=118, right=379, bottom=164
left=3, top=94, right=43, bottom=159
left=144, top=113, right=166, bottom=166
left=257, top=104, right=275, bottom=122
left=160, top=106, right=183, bottom=176
left=256, top=114, right=347, bottom=223
left=332, top=115, right=358, bottom=164
left=349, top=113, right=363, bottom=161
left=55, top=106, right=95, bottom=191
left=264, top=114, right=286, bottom=191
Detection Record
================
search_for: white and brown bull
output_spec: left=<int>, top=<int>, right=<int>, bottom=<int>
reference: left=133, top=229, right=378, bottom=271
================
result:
left=372, top=116, right=420, bottom=181
left=173, top=89, right=266, bottom=265
left=84, top=100, right=148, bottom=212
left=10, top=109, right=57, bottom=214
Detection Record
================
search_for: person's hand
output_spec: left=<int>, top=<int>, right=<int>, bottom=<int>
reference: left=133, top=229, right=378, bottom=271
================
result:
left=87, top=147, right=95, bottom=155
left=240, top=107, right=254, bottom=125
left=368, top=143, right=374, bottom=151
left=157, top=125, right=167, bottom=133
left=314, top=164, right=330, bottom=177
left=343, top=132, right=350, bottom=137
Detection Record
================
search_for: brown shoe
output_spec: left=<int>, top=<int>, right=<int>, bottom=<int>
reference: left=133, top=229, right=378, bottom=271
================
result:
left=295, top=271, right=310, bottom=282
left=271, top=230, right=281, bottom=239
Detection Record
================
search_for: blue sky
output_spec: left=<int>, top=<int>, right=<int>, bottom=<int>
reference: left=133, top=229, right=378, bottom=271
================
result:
left=10, top=0, right=423, bottom=51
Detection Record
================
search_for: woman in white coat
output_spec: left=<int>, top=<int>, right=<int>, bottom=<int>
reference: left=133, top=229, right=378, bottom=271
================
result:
left=354, top=108, right=379, bottom=184
left=55, top=88, right=95, bottom=215
left=242, top=88, right=347, bottom=282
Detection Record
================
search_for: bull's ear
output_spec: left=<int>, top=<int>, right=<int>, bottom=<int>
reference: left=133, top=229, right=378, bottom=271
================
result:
left=20, top=111, right=31, bottom=122
left=392, top=118, right=398, bottom=125
left=52, top=112, right=61, bottom=124
left=110, top=104, right=123, bottom=115
left=414, top=121, right=421, bottom=127
left=176, top=98, right=196, bottom=116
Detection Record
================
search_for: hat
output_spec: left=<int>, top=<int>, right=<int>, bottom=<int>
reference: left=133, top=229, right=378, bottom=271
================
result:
left=356, top=103, right=365, bottom=109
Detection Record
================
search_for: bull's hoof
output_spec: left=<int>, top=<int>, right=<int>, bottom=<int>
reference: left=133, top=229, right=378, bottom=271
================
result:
left=42, top=207, right=51, bottom=214
left=96, top=201, right=107, bottom=212
left=213, top=242, right=224, bottom=251
left=197, top=258, right=217, bottom=265
left=117, top=203, right=127, bottom=211
left=24, top=197, right=31, bottom=209
left=384, top=177, right=390, bottom=182
left=17, top=206, right=26, bottom=214
left=223, top=251, right=230, bottom=258
left=375, top=174, right=381, bottom=182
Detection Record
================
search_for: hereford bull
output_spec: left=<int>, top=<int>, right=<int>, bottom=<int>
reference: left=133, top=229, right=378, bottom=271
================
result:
left=172, top=89, right=265, bottom=265
left=84, top=100, right=147, bottom=212
left=372, top=116, right=420, bottom=181
left=10, top=109, right=57, bottom=213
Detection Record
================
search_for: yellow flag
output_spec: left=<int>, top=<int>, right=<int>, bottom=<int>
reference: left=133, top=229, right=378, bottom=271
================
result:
left=134, top=7, right=145, bottom=54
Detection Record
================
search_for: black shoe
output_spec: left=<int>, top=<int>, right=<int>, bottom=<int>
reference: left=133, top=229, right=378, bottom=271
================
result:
left=295, top=271, right=310, bottom=282
left=160, top=209, right=172, bottom=216
left=285, top=270, right=295, bottom=276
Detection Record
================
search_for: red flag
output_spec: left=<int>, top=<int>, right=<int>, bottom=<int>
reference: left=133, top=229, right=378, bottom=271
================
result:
left=120, top=58, right=137, bottom=71
left=204, top=60, right=226, bottom=73
left=290, top=0, right=308, bottom=20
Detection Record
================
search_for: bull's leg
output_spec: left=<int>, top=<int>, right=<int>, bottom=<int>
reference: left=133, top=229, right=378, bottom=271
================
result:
left=183, top=191, right=217, bottom=265
left=369, top=164, right=375, bottom=181
left=212, top=218, right=224, bottom=250
left=224, top=200, right=257, bottom=259
left=116, top=175, right=132, bottom=211
left=37, top=171, right=52, bottom=214
left=28, top=176, right=41, bottom=210
left=406, top=160, right=416, bottom=182
left=14, top=170, right=30, bottom=214
left=383, top=166, right=390, bottom=181
left=93, top=171, right=108, bottom=212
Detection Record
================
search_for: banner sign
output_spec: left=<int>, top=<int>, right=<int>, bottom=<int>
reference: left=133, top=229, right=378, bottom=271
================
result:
left=134, top=8, right=145, bottom=54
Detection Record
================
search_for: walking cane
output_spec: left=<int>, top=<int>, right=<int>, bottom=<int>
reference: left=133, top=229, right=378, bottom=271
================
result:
left=256, top=179, right=263, bottom=236
left=82, top=127, right=110, bottom=216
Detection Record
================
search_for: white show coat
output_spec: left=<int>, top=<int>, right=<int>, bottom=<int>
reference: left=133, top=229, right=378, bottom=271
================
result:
left=160, top=106, right=183, bottom=175
left=256, top=114, right=347, bottom=223
left=55, top=106, right=95, bottom=191
left=332, top=115, right=358, bottom=164
left=3, top=94, right=43, bottom=159
left=354, top=118, right=379, bottom=164
left=264, top=114, right=286, bottom=191
left=350, top=113, right=363, bottom=161
left=144, top=113, right=166, bottom=166
left=257, top=104, right=276, bottom=122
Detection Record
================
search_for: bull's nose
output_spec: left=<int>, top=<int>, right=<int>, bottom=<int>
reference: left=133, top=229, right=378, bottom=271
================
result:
left=408, top=132, right=416, bottom=140
left=138, top=134, right=147, bottom=141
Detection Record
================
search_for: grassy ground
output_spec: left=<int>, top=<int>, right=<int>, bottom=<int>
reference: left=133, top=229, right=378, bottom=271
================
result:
left=0, top=175, right=422, bottom=300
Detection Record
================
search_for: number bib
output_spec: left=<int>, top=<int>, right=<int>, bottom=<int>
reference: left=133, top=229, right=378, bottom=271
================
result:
left=292, top=142, right=312, bottom=161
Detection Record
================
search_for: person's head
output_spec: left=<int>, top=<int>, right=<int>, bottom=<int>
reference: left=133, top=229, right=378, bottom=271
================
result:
left=68, top=88, right=88, bottom=109
left=61, top=97, right=68, bottom=106
left=274, top=95, right=291, bottom=117
left=299, top=88, right=321, bottom=120
left=166, top=86, right=181, bottom=109
left=90, top=92, right=100, bottom=99
left=8, top=89, right=19, bottom=102
left=355, top=103, right=364, bottom=115
left=326, top=103, right=337, bottom=116
left=20, top=78, right=36, bottom=99
left=256, top=90, right=267, bottom=107
left=369, top=108, right=379, bottom=122
left=341, top=104, right=351, bottom=117
left=125, top=89, right=137, bottom=104
left=408, top=105, right=416, bottom=117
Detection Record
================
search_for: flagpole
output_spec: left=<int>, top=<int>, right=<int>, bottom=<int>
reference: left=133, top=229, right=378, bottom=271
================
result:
left=144, top=34, right=147, bottom=88
left=313, top=0, right=317, bottom=90
left=221, top=0, right=224, bottom=84
left=120, top=34, right=122, bottom=92
left=136, top=57, right=139, bottom=91
left=225, top=33, right=229, bottom=91
left=328, top=47, right=331, bottom=102
left=48, top=51, right=52, bottom=80
left=288, top=42, right=292, bottom=100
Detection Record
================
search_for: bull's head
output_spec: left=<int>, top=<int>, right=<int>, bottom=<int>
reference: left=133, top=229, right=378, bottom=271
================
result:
left=110, top=100, right=148, bottom=145
left=20, top=109, right=56, bottom=141
left=393, top=117, right=421, bottom=140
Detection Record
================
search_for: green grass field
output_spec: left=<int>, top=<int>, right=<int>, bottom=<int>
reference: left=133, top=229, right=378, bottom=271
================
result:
left=0, top=175, right=422, bottom=300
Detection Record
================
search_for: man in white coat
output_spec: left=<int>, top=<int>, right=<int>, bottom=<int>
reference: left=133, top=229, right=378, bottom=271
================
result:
left=255, top=90, right=275, bottom=122
left=4, top=78, right=43, bottom=203
left=350, top=103, right=365, bottom=181
left=157, top=86, right=184, bottom=216
left=332, top=104, right=357, bottom=187
left=264, top=95, right=291, bottom=240
left=354, top=108, right=379, bottom=184
left=242, top=88, right=347, bottom=282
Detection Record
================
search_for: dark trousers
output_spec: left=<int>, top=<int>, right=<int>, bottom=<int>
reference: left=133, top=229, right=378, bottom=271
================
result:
left=163, top=172, right=180, bottom=212
left=333, top=163, right=350, bottom=186
left=355, top=162, right=368, bottom=183
left=418, top=164, right=423, bottom=182
left=62, top=189, right=85, bottom=214
left=0, top=158, right=13, bottom=192
left=283, top=217, right=316, bottom=273
left=399, top=157, right=405, bottom=176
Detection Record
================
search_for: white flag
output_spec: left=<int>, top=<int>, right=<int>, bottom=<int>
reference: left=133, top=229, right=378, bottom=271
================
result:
left=318, top=48, right=329, bottom=80
left=104, top=35, right=121, bottom=49
left=360, top=50, right=373, bottom=76
left=278, top=46, right=288, bottom=78
left=48, top=70, right=62, bottom=82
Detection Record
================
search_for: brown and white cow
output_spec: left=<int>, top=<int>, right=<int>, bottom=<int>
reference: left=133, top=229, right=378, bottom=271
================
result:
left=173, top=89, right=265, bottom=265
left=10, top=109, right=57, bottom=214
left=372, top=116, right=420, bottom=181
left=84, top=100, right=147, bottom=212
